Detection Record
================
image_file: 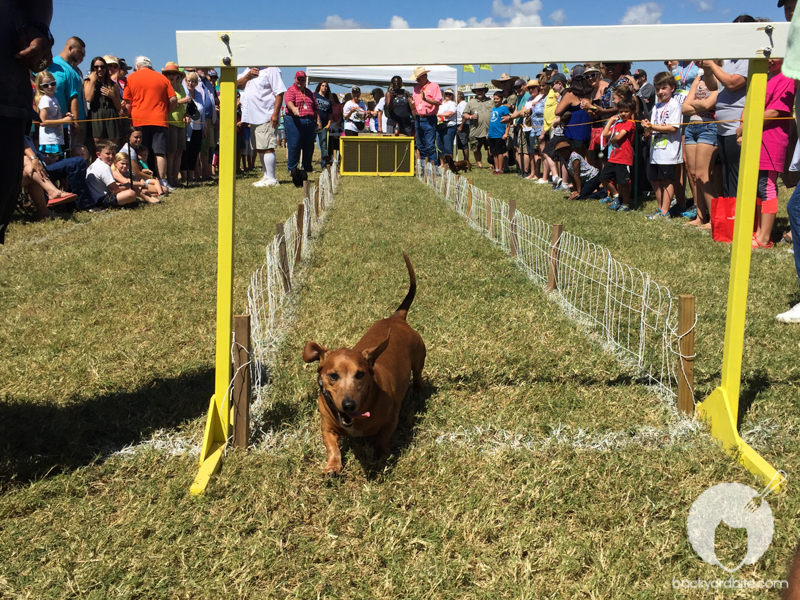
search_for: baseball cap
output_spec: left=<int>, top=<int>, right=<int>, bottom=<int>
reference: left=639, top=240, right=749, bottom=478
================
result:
left=545, top=63, right=558, bottom=71
left=208, top=69, right=218, bottom=78
left=295, top=70, right=306, bottom=79
left=778, top=0, right=785, bottom=6
left=546, top=72, right=567, bottom=84
left=571, top=65, right=586, bottom=78
left=351, top=85, right=361, bottom=93
left=514, top=78, right=527, bottom=87
left=118, top=58, right=130, bottom=71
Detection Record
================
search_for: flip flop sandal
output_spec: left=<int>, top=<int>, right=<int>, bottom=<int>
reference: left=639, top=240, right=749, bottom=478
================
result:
left=47, top=193, right=77, bottom=207
left=783, top=231, right=793, bottom=244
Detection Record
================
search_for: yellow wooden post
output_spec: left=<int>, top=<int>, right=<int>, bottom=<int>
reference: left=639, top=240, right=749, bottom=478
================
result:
left=191, top=65, right=237, bottom=496
left=697, top=59, right=785, bottom=492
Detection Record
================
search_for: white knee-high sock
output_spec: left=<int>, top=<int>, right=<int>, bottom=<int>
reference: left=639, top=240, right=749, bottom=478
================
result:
left=265, top=152, right=276, bottom=180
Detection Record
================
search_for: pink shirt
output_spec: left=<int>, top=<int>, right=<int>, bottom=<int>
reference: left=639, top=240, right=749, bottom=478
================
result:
left=284, top=84, right=318, bottom=118
left=413, top=80, right=442, bottom=117
left=760, top=72, right=796, bottom=172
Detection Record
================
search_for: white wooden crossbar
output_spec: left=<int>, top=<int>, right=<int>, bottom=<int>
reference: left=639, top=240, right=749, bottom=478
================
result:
left=176, top=22, right=787, bottom=68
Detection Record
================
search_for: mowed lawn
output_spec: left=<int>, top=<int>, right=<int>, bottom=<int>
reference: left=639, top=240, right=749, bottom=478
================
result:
left=0, top=169, right=798, bottom=598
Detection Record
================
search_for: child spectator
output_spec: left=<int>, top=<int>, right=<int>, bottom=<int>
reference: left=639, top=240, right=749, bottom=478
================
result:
left=71, top=144, right=90, bottom=164
left=555, top=141, right=603, bottom=200
left=600, top=98, right=637, bottom=212
left=642, top=72, right=683, bottom=219
left=85, top=141, right=138, bottom=208
left=111, top=153, right=160, bottom=203
left=133, top=146, right=166, bottom=196
left=35, top=72, right=74, bottom=159
left=748, top=58, right=796, bottom=248
left=488, top=91, right=510, bottom=174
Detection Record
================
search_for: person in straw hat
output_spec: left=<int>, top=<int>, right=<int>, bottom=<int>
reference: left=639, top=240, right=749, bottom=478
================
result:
left=412, top=66, right=442, bottom=164
left=462, top=82, right=492, bottom=168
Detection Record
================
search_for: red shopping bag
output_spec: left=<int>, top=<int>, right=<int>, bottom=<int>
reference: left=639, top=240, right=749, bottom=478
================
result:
left=710, top=197, right=760, bottom=244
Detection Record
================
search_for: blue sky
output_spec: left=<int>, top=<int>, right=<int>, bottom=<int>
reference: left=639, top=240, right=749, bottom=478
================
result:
left=53, top=0, right=788, bottom=91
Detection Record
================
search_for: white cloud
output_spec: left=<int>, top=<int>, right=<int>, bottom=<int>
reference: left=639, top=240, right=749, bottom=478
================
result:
left=690, top=0, right=713, bottom=11
left=550, top=9, right=566, bottom=25
left=438, top=16, right=499, bottom=28
left=619, top=2, right=663, bottom=24
left=321, top=14, right=364, bottom=29
left=390, top=15, right=409, bottom=28
left=438, top=0, right=543, bottom=28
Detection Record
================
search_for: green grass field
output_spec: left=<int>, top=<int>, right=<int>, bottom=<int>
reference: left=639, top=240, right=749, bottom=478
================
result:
left=0, top=158, right=798, bottom=598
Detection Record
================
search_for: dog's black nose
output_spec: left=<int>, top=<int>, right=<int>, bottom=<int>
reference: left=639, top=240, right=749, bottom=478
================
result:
left=342, top=398, right=356, bottom=413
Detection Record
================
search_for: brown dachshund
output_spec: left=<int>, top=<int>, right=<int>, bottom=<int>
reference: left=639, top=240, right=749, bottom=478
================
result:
left=442, top=154, right=472, bottom=174
left=303, top=253, right=426, bottom=476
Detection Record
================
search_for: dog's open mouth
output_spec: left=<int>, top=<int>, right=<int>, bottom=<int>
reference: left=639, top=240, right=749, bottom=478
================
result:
left=339, top=411, right=370, bottom=426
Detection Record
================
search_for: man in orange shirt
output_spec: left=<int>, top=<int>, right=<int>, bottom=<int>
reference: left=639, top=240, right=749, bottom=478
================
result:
left=122, top=56, right=177, bottom=185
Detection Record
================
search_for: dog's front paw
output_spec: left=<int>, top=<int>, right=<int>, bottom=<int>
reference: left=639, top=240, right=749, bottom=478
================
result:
left=323, top=462, right=342, bottom=477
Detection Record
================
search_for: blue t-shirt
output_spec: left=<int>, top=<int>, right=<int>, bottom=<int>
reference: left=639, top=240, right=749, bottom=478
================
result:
left=47, top=56, right=86, bottom=120
left=488, top=105, right=510, bottom=138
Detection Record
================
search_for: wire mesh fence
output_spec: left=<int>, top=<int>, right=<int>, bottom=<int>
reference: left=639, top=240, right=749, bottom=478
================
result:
left=417, top=159, right=686, bottom=402
left=247, top=162, right=340, bottom=411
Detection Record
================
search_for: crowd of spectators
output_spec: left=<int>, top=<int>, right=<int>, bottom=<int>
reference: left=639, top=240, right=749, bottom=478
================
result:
left=4, top=2, right=800, bottom=322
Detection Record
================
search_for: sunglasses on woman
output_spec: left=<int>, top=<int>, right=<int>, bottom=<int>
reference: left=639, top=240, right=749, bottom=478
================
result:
left=93, top=64, right=106, bottom=70
left=586, top=73, right=600, bottom=79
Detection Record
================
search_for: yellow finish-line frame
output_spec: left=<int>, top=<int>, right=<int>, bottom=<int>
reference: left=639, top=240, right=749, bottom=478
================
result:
left=340, top=135, right=415, bottom=176
left=177, top=23, right=788, bottom=495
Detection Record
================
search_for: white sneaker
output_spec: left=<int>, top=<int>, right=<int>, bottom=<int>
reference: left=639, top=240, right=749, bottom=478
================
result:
left=776, top=303, right=800, bottom=323
left=253, top=175, right=270, bottom=187
left=264, top=178, right=279, bottom=187
left=558, top=183, right=570, bottom=191
left=552, top=176, right=562, bottom=186
left=535, top=178, right=549, bottom=184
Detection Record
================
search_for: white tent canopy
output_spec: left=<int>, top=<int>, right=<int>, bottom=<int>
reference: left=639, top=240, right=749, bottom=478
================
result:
left=305, top=65, right=457, bottom=88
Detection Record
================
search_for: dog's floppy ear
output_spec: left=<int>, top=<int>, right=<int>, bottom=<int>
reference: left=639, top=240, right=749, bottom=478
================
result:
left=361, top=329, right=390, bottom=367
left=303, top=341, right=329, bottom=363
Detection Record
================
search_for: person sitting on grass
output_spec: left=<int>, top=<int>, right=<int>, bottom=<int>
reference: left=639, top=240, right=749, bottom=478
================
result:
left=555, top=141, right=604, bottom=200
left=599, top=98, right=637, bottom=212
left=111, top=153, right=161, bottom=204
left=488, top=92, right=511, bottom=175
left=85, top=141, right=138, bottom=209
left=641, top=72, right=683, bottom=220
left=134, top=146, right=167, bottom=196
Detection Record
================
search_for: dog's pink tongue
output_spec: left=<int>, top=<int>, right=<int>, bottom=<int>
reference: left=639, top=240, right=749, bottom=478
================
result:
left=352, top=411, right=370, bottom=419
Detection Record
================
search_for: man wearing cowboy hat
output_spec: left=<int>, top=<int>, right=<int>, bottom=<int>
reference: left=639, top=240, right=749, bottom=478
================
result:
left=462, top=82, right=493, bottom=168
left=412, top=66, right=442, bottom=164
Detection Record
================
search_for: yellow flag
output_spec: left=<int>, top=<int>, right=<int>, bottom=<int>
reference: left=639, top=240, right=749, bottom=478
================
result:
left=463, top=65, right=475, bottom=73
left=479, top=64, right=492, bottom=71
left=562, top=63, right=569, bottom=74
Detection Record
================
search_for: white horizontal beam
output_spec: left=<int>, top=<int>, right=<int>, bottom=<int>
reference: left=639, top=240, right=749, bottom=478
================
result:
left=176, top=22, right=786, bottom=68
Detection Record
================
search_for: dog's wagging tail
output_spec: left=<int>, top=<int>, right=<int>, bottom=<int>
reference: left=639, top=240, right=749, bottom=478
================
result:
left=392, top=251, right=416, bottom=321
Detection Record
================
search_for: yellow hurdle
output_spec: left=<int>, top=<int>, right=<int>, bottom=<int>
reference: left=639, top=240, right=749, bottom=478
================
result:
left=696, top=58, right=786, bottom=493
left=191, top=66, right=237, bottom=496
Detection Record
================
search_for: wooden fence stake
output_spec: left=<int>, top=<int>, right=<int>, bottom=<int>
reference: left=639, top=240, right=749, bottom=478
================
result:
left=276, top=222, right=291, bottom=293
left=547, top=224, right=563, bottom=291
left=486, top=195, right=493, bottom=239
left=678, top=294, right=696, bottom=415
left=314, top=184, right=320, bottom=215
left=232, top=314, right=251, bottom=449
left=295, top=202, right=305, bottom=264
left=508, top=198, right=518, bottom=257
left=467, top=178, right=474, bottom=219
left=302, top=180, right=310, bottom=203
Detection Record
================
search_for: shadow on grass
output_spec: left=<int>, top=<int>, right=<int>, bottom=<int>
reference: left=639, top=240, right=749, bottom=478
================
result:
left=737, top=369, right=773, bottom=431
left=0, top=368, right=213, bottom=489
left=340, top=381, right=437, bottom=482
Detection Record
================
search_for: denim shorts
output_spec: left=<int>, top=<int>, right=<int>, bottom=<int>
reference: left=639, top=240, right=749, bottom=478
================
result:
left=684, top=122, right=717, bottom=146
